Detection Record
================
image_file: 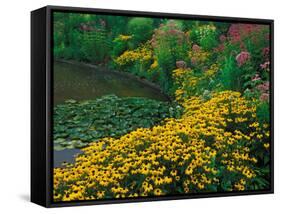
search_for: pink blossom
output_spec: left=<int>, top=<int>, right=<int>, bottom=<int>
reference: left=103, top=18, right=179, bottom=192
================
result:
left=191, top=57, right=197, bottom=65
left=192, top=44, right=201, bottom=52
left=176, top=60, right=186, bottom=69
left=260, top=61, right=270, bottom=70
left=228, top=24, right=241, bottom=43
left=236, top=51, right=251, bottom=67
left=260, top=93, right=269, bottom=102
left=227, top=23, right=266, bottom=51
left=239, top=43, right=246, bottom=51
left=256, top=81, right=269, bottom=93
left=219, top=35, right=226, bottom=42
left=251, top=74, right=261, bottom=81
left=214, top=44, right=225, bottom=52
left=228, top=24, right=261, bottom=44
left=262, top=47, right=270, bottom=59
left=185, top=31, right=190, bottom=43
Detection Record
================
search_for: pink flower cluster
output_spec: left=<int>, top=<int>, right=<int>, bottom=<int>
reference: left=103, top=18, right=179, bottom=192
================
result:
left=236, top=51, right=251, bottom=67
left=192, top=44, right=201, bottom=52
left=263, top=47, right=270, bottom=56
left=262, top=47, right=270, bottom=61
left=260, top=61, right=270, bottom=71
left=151, top=21, right=185, bottom=49
left=256, top=81, right=270, bottom=102
left=256, top=81, right=269, bottom=92
left=191, top=58, right=197, bottom=66
left=260, top=93, right=269, bottom=102
left=219, top=35, right=226, bottom=42
left=214, top=44, right=225, bottom=53
left=228, top=24, right=261, bottom=44
left=251, top=74, right=261, bottom=82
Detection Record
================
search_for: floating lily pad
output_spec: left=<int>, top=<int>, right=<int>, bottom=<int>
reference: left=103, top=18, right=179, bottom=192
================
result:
left=54, top=144, right=65, bottom=151
left=65, top=99, right=77, bottom=104
left=53, top=95, right=183, bottom=149
left=54, top=138, right=65, bottom=144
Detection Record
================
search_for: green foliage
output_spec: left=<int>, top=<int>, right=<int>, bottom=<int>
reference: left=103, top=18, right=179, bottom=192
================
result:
left=111, top=36, right=130, bottom=59
left=80, top=28, right=111, bottom=64
left=53, top=13, right=89, bottom=60
left=157, top=48, right=175, bottom=93
left=181, top=20, right=197, bottom=31
left=128, top=18, right=154, bottom=47
left=53, top=95, right=182, bottom=150
left=190, top=24, right=219, bottom=50
left=256, top=101, right=270, bottom=124
left=220, top=54, right=244, bottom=91
left=214, top=22, right=230, bottom=35
left=103, top=16, right=130, bottom=37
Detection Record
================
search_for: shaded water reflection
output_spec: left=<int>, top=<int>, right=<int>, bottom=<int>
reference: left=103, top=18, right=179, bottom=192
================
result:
left=54, top=61, right=168, bottom=105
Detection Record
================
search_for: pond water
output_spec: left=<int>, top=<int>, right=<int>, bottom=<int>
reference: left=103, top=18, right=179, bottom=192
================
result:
left=53, top=61, right=169, bottom=167
left=53, top=149, right=83, bottom=168
left=54, top=61, right=168, bottom=105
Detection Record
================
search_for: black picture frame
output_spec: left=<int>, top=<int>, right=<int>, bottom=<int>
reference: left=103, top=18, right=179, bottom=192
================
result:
left=31, top=5, right=274, bottom=208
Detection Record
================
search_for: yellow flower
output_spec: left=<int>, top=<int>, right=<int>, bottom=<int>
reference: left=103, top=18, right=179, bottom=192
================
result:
left=170, top=169, right=177, bottom=177
left=198, top=183, right=205, bottom=189
left=185, top=167, right=193, bottom=175
left=119, top=34, right=132, bottom=41
left=96, top=191, right=105, bottom=199
left=150, top=59, right=158, bottom=70
left=115, top=43, right=152, bottom=66
left=163, top=176, right=173, bottom=184
left=154, top=188, right=163, bottom=196
left=264, top=143, right=270, bottom=149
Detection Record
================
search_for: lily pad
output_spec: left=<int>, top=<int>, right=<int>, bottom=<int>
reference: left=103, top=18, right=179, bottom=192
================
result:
left=54, top=144, right=65, bottom=151
left=65, top=99, right=77, bottom=104
left=53, top=95, right=183, bottom=149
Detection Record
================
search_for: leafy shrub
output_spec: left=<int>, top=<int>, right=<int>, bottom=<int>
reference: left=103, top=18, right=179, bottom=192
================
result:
left=190, top=24, right=219, bottom=50
left=128, top=18, right=154, bottom=47
left=111, top=35, right=132, bottom=58
left=53, top=13, right=92, bottom=60
left=80, top=28, right=111, bottom=64
left=220, top=54, right=244, bottom=91
left=152, top=20, right=189, bottom=94
left=114, top=42, right=154, bottom=80
left=256, top=101, right=270, bottom=124
left=218, top=24, right=270, bottom=92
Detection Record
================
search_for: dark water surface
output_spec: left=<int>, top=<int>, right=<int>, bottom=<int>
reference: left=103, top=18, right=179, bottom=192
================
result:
left=54, top=61, right=168, bottom=105
left=53, top=149, right=83, bottom=168
left=53, top=61, right=168, bottom=167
